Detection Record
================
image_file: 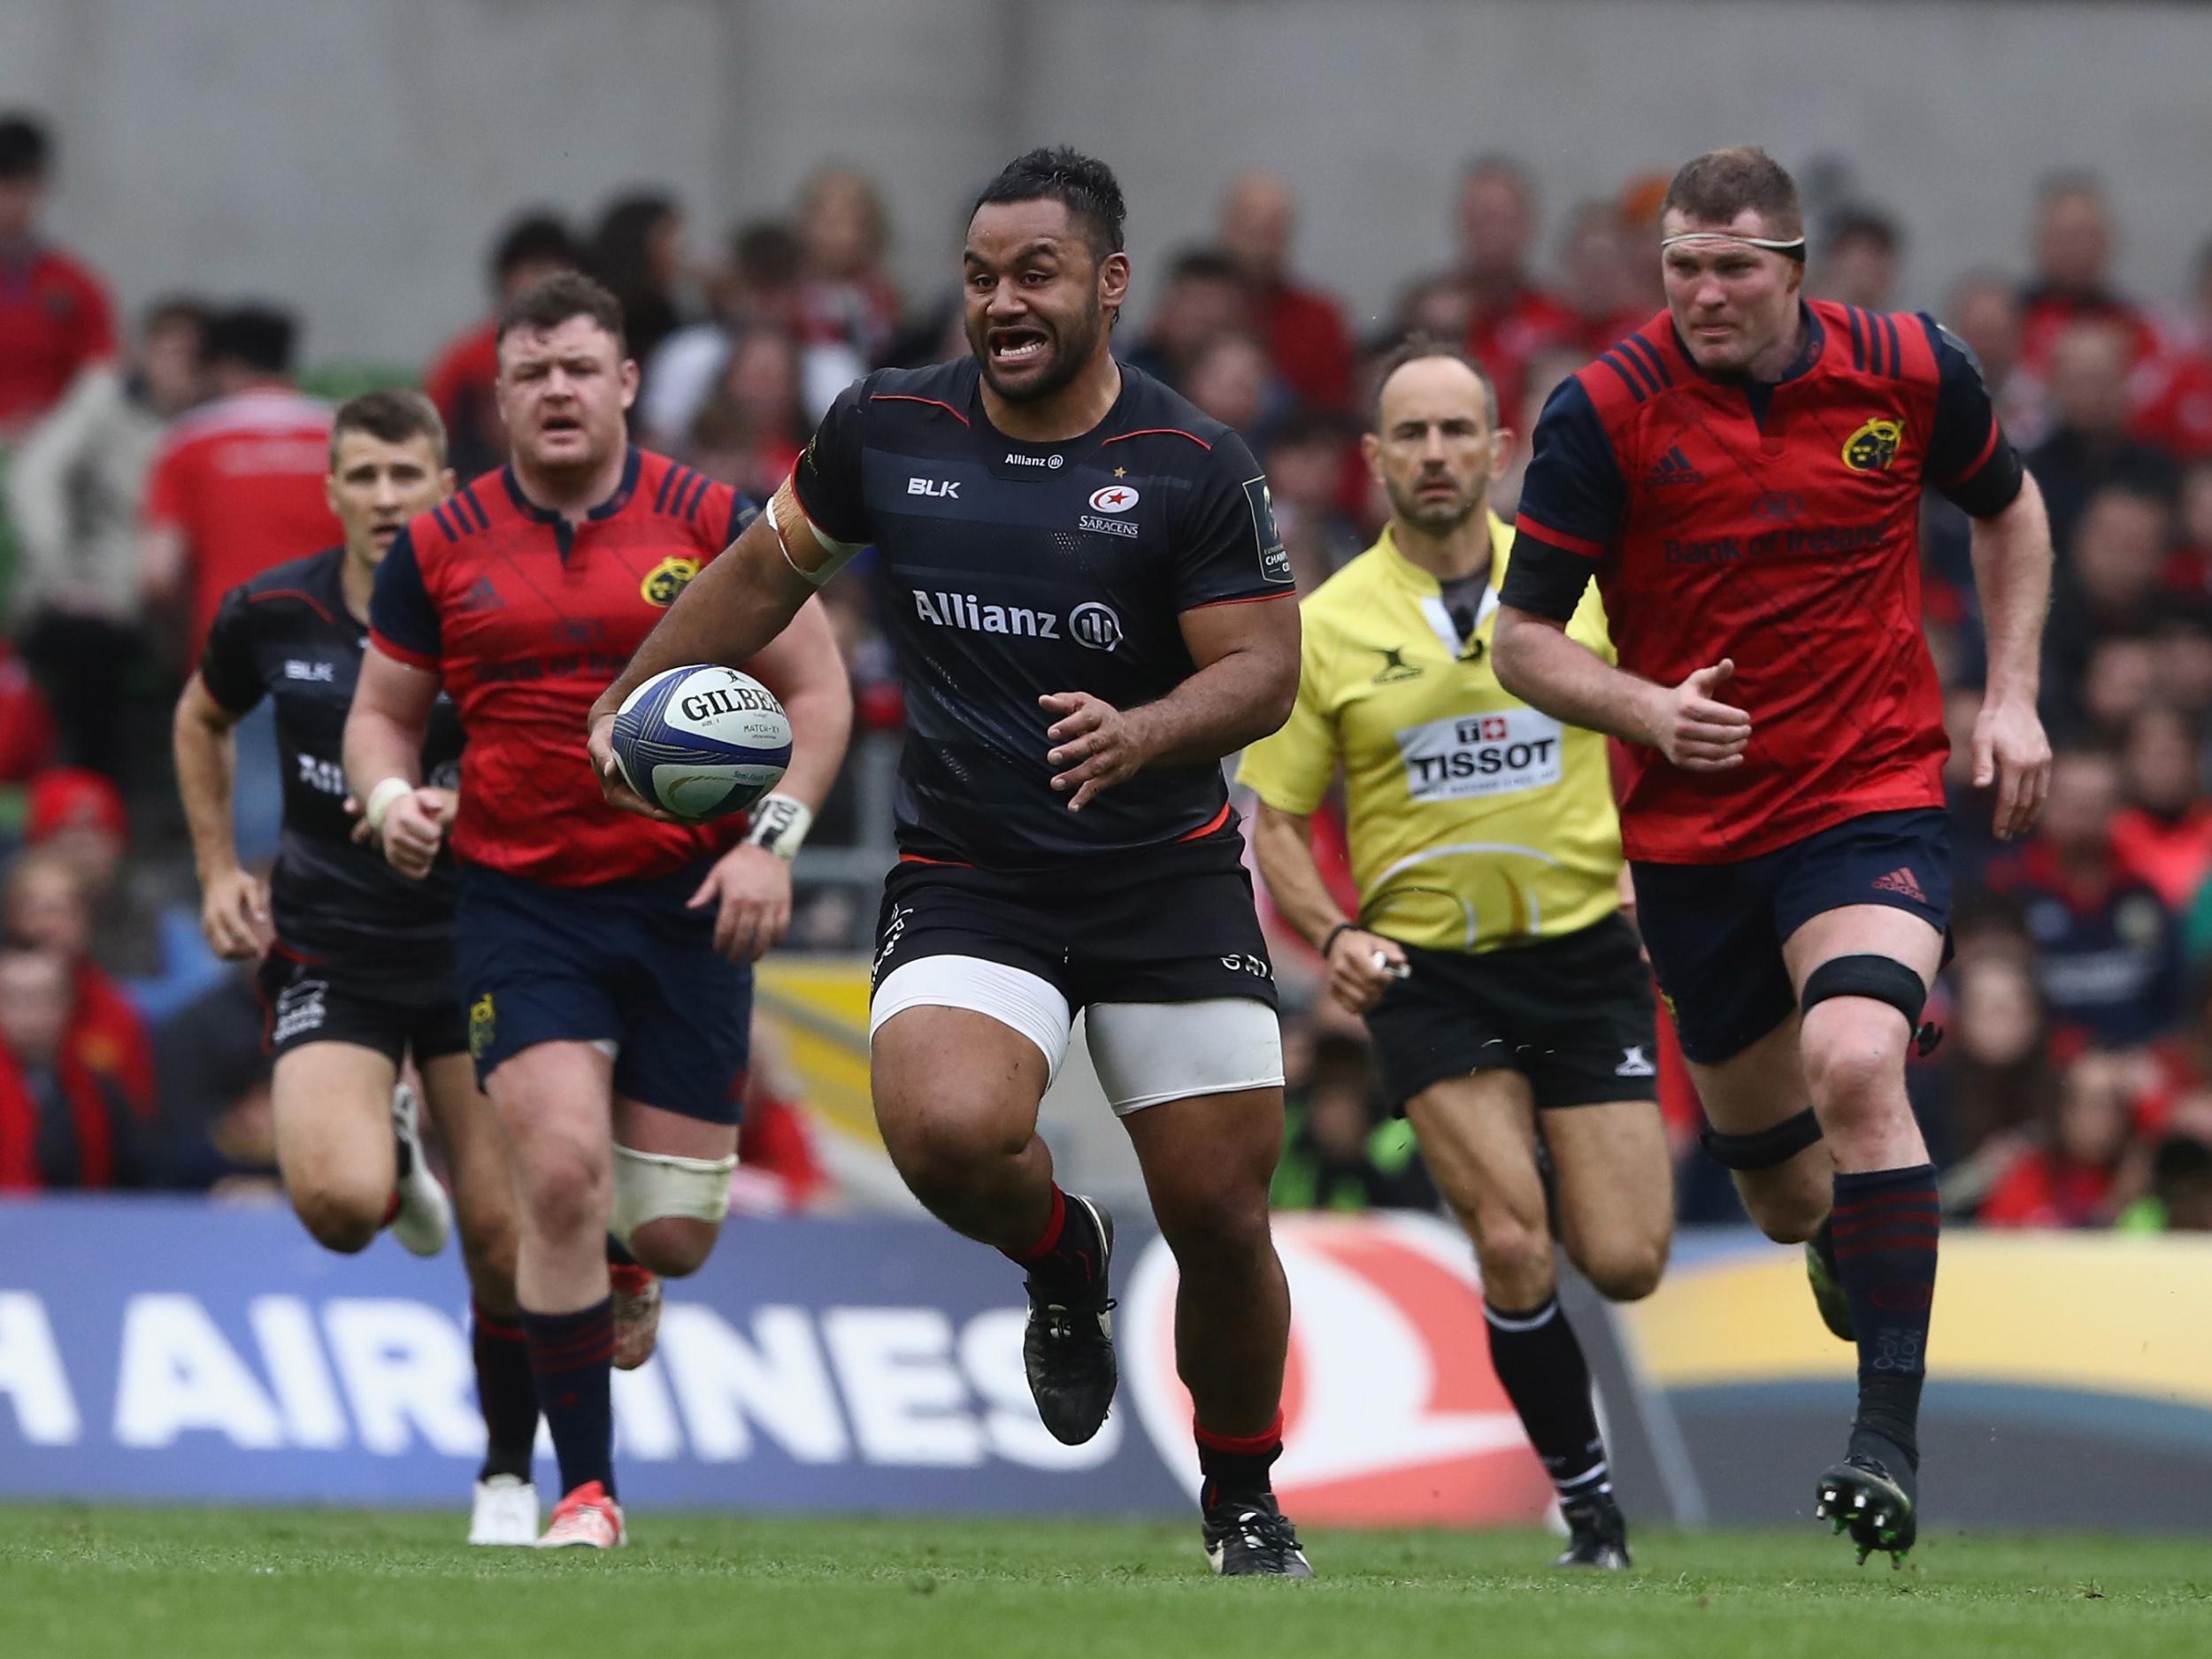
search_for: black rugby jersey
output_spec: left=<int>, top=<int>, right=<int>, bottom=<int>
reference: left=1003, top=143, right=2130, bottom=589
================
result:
left=794, top=357, right=1293, bottom=866
left=199, top=548, right=464, bottom=965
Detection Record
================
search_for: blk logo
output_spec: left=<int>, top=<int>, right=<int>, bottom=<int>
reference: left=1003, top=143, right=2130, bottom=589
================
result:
left=907, top=477, right=960, bottom=499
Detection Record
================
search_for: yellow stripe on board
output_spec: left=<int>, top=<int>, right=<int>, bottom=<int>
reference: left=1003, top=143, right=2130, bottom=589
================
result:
left=1617, top=1233, right=2212, bottom=1409
left=754, top=957, right=882, bottom=1149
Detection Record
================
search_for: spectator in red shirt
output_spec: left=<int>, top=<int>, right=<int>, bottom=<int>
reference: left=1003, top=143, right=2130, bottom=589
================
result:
left=2134, top=237, right=2212, bottom=464
left=0, top=640, right=57, bottom=782
left=141, top=304, right=336, bottom=661
left=2018, top=173, right=2156, bottom=378
left=1217, top=171, right=1354, bottom=411
left=1451, top=155, right=1578, bottom=426
left=424, top=211, right=578, bottom=481
left=1555, top=200, right=1648, bottom=353
left=1979, top=1047, right=2142, bottom=1227
left=0, top=943, right=150, bottom=1191
left=2110, top=703, right=2212, bottom=909
left=795, top=167, right=902, bottom=366
left=0, top=113, right=116, bottom=440
left=1810, top=207, right=1902, bottom=312
left=3, top=846, right=155, bottom=1115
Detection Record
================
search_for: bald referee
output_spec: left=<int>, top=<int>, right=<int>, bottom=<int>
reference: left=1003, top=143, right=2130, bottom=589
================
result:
left=1239, top=340, right=1671, bottom=1571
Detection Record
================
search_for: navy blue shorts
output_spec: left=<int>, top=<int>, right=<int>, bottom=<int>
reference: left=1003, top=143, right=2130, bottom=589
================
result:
left=455, top=860, right=750, bottom=1123
left=1631, top=808, right=1951, bottom=1066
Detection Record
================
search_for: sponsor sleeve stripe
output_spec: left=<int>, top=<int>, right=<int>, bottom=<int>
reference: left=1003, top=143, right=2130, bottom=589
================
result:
left=1514, top=512, right=1606, bottom=559
left=1937, top=416, right=2003, bottom=486
left=1598, top=353, right=1647, bottom=403
left=683, top=471, right=715, bottom=520
left=246, top=587, right=339, bottom=626
left=1881, top=313, right=1904, bottom=379
left=653, top=464, right=681, bottom=512
left=1176, top=801, right=1234, bottom=842
left=1101, top=426, right=1213, bottom=451
left=366, top=627, right=439, bottom=672
left=871, top=393, right=972, bottom=426
left=1846, top=306, right=1868, bottom=372
left=458, top=484, right=492, bottom=533
left=1623, top=334, right=1671, bottom=388
left=431, top=503, right=458, bottom=541
left=1184, top=588, right=1297, bottom=611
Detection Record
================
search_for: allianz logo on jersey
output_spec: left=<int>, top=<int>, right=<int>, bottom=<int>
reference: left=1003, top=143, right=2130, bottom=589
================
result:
left=912, top=590, right=1124, bottom=651
left=1394, top=707, right=1564, bottom=801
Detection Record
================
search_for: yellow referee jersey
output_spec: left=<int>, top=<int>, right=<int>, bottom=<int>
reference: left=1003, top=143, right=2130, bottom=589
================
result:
left=1238, top=513, right=1624, bottom=955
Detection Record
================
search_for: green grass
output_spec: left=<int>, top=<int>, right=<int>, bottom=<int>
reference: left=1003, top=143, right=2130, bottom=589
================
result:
left=1, top=1506, right=2205, bottom=1659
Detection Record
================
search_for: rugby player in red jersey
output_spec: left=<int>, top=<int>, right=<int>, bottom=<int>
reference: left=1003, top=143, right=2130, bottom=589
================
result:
left=344, top=274, right=851, bottom=1549
left=1494, top=148, right=2053, bottom=1563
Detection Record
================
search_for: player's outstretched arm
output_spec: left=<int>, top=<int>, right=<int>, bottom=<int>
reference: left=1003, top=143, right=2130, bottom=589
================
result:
left=1494, top=606, right=1751, bottom=772
left=172, top=674, right=269, bottom=960
left=1251, top=800, right=1406, bottom=1014
left=344, top=646, right=450, bottom=880
left=1041, top=594, right=1299, bottom=811
left=588, top=483, right=823, bottom=813
left=1967, top=470, right=2055, bottom=841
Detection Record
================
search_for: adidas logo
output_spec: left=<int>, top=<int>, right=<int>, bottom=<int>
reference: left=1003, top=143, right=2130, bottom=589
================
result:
left=458, top=575, right=504, bottom=612
left=1872, top=865, right=1927, bottom=903
left=1644, top=445, right=1702, bottom=486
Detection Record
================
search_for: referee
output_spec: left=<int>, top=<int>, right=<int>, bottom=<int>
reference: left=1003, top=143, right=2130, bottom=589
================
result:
left=1239, top=340, right=1671, bottom=1570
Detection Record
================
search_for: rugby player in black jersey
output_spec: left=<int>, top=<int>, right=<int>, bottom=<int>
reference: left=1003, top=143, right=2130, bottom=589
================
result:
left=591, top=149, right=1311, bottom=1576
left=173, top=390, right=541, bottom=1546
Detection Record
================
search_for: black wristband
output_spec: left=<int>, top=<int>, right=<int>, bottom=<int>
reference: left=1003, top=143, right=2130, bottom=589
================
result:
left=1321, top=921, right=1356, bottom=961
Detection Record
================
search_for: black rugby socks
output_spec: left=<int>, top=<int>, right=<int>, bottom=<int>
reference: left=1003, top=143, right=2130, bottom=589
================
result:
left=1830, top=1164, right=1941, bottom=1471
left=520, top=1298, right=618, bottom=1499
left=472, top=1302, right=541, bottom=1483
left=1485, top=1295, right=1613, bottom=1507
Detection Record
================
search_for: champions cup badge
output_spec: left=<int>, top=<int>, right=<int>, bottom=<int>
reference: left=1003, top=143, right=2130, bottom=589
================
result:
left=641, top=556, right=702, bottom=607
left=469, top=994, right=495, bottom=1059
left=1842, top=417, right=1904, bottom=472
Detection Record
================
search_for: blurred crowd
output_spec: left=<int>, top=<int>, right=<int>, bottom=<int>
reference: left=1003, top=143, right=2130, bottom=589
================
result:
left=4, top=104, right=2210, bottom=1233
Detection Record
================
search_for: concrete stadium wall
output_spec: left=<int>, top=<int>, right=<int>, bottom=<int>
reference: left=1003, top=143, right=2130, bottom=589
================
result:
left=3, top=1, right=2208, bottom=364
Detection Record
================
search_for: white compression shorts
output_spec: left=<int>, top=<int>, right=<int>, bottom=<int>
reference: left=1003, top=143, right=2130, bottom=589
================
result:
left=869, top=954, right=1284, bottom=1115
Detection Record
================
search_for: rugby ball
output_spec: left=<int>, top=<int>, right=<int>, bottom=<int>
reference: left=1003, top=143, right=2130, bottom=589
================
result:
left=610, top=664, right=792, bottom=822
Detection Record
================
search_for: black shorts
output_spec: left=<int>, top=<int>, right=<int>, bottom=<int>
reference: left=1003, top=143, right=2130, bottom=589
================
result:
left=257, top=945, right=468, bottom=1066
left=1363, top=913, right=1658, bottom=1110
left=455, top=861, right=750, bottom=1124
left=872, top=832, right=1279, bottom=1011
left=1632, top=806, right=1952, bottom=1065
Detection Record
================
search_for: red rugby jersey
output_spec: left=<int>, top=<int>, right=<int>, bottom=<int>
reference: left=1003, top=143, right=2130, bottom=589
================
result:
left=368, top=449, right=757, bottom=886
left=0, top=243, right=116, bottom=429
left=1502, top=301, right=2025, bottom=864
left=143, top=385, right=338, bottom=654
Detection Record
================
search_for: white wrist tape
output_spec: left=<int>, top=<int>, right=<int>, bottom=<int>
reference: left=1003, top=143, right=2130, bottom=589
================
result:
left=365, top=777, right=416, bottom=833
left=745, top=792, right=813, bottom=861
left=766, top=492, right=863, bottom=588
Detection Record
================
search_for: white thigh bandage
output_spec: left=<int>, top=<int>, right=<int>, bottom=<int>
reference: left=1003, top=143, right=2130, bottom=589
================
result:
left=869, top=955, right=1073, bottom=1084
left=610, top=1143, right=737, bottom=1248
left=1084, top=998, right=1285, bottom=1115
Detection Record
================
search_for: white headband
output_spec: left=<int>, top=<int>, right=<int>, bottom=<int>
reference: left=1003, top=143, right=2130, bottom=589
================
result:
left=1660, top=230, right=1808, bottom=260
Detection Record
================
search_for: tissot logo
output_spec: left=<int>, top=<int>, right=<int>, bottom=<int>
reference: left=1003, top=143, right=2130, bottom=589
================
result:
left=907, top=477, right=960, bottom=499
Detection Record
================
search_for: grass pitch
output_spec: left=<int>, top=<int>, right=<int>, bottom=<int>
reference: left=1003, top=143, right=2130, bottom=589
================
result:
left=1, top=1505, right=2204, bottom=1659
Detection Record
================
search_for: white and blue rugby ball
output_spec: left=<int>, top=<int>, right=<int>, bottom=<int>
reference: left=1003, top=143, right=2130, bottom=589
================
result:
left=611, top=664, right=792, bottom=822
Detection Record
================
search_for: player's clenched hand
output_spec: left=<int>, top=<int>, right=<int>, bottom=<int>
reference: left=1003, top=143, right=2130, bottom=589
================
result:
left=1041, top=691, right=1156, bottom=811
left=588, top=711, right=679, bottom=823
left=691, top=843, right=792, bottom=963
left=1651, top=658, right=1752, bottom=772
left=199, top=866, right=271, bottom=961
left=1325, top=926, right=1408, bottom=1015
left=382, top=787, right=450, bottom=880
left=1975, top=694, right=2052, bottom=841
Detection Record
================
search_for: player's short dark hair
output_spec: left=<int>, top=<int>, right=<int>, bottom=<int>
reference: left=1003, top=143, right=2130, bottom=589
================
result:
left=0, top=113, right=52, bottom=180
left=972, top=146, right=1126, bottom=261
left=1826, top=206, right=1901, bottom=256
left=1663, top=146, right=1803, bottom=242
left=331, top=388, right=448, bottom=469
left=496, top=271, right=628, bottom=356
left=203, top=303, right=297, bottom=376
left=1370, top=335, right=1500, bottom=432
left=491, top=211, right=577, bottom=284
